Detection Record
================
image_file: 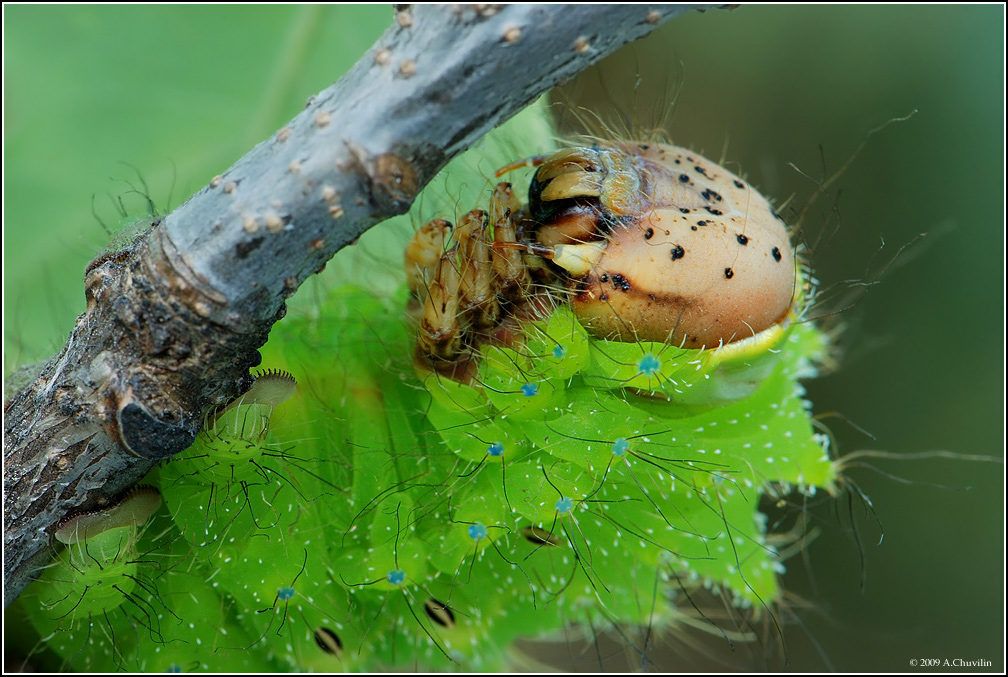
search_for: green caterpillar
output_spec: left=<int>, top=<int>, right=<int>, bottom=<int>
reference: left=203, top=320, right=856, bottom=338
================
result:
left=20, top=102, right=836, bottom=671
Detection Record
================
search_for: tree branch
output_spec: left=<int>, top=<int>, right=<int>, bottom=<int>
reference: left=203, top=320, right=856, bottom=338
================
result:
left=3, top=3, right=707, bottom=606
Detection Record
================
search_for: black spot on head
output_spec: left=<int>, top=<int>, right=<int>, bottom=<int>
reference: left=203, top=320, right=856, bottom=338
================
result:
left=694, top=165, right=712, bottom=178
left=696, top=220, right=707, bottom=227
left=733, top=179, right=745, bottom=189
left=644, top=227, right=654, bottom=240
left=610, top=273, right=630, bottom=291
left=705, top=207, right=723, bottom=216
left=639, top=143, right=649, bottom=150
left=600, top=293, right=609, bottom=301
left=679, top=208, right=690, bottom=214
left=724, top=267, right=734, bottom=279
left=736, top=234, right=749, bottom=246
left=674, top=158, right=681, bottom=164
left=670, top=245, right=685, bottom=261
left=678, top=173, right=690, bottom=183
left=691, top=225, right=698, bottom=231
left=600, top=273, right=609, bottom=283
left=701, top=188, right=723, bottom=202
left=772, top=246, right=782, bottom=262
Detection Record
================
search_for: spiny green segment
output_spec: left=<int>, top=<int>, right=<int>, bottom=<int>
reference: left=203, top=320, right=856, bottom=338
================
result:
left=32, top=527, right=140, bottom=623
left=22, top=280, right=832, bottom=672
left=424, top=304, right=832, bottom=609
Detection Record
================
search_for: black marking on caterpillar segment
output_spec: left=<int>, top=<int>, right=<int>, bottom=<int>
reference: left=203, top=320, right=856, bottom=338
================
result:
left=520, top=525, right=563, bottom=547
left=314, top=626, right=344, bottom=657
left=422, top=598, right=456, bottom=629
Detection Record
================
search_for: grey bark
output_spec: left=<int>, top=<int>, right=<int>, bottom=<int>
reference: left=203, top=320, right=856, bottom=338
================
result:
left=3, top=3, right=707, bottom=606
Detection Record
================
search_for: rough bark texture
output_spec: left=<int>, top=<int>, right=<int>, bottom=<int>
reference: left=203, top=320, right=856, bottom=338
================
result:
left=3, top=3, right=708, bottom=606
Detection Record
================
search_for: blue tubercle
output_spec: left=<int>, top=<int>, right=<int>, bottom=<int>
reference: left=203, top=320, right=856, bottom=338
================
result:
left=637, top=354, right=661, bottom=376
left=468, top=523, right=488, bottom=541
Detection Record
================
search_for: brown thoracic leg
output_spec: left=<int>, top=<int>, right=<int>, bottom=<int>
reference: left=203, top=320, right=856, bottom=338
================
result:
left=489, top=183, right=531, bottom=304
left=456, top=210, right=499, bottom=332
left=405, top=218, right=451, bottom=301
left=418, top=246, right=463, bottom=363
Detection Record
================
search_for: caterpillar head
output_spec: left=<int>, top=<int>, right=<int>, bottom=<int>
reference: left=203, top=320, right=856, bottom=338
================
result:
left=527, top=142, right=797, bottom=350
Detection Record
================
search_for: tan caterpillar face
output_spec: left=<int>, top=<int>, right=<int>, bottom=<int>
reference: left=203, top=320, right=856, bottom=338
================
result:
left=529, top=143, right=796, bottom=349
left=405, top=141, right=798, bottom=374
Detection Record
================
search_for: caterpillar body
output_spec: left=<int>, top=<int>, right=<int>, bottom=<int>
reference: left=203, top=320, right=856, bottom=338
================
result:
left=20, top=108, right=836, bottom=671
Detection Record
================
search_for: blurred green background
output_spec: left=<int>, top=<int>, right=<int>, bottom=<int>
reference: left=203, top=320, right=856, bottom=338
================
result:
left=4, top=5, right=1003, bottom=673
